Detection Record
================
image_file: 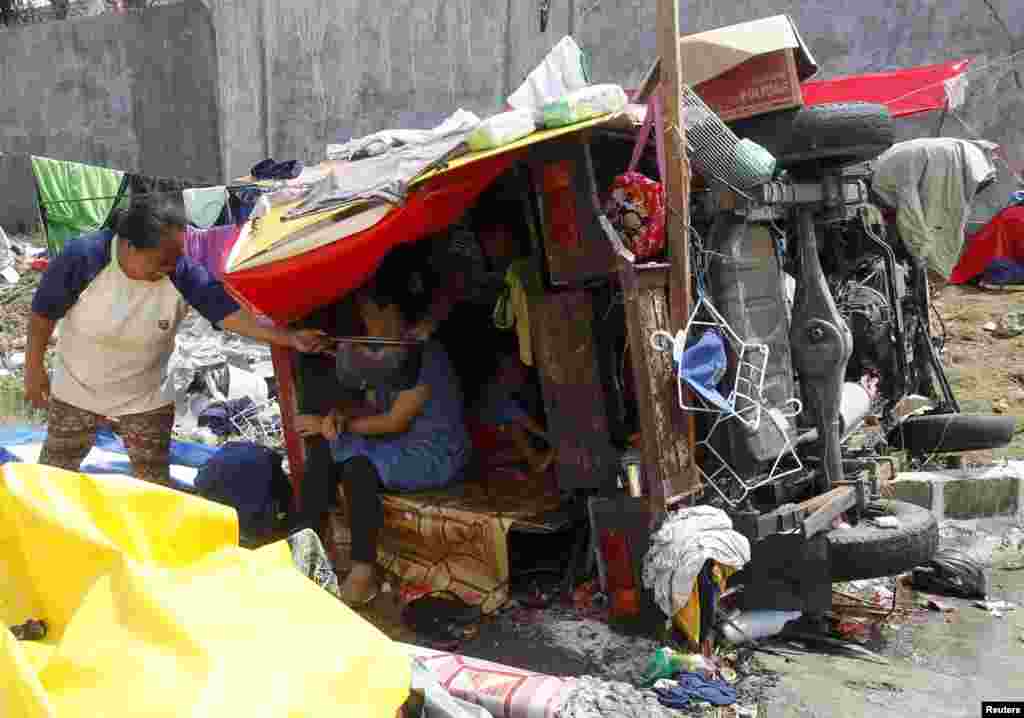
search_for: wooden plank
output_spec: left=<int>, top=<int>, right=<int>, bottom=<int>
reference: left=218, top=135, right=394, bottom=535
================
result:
left=656, top=0, right=698, bottom=506
left=619, top=261, right=693, bottom=508
left=529, top=137, right=618, bottom=287
left=530, top=288, right=618, bottom=492
left=271, top=344, right=304, bottom=508
left=802, top=486, right=857, bottom=539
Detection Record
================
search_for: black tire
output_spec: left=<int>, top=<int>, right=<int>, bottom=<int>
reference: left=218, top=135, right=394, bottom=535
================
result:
left=729, top=102, right=895, bottom=170
left=888, top=413, right=1017, bottom=454
left=828, top=499, right=938, bottom=582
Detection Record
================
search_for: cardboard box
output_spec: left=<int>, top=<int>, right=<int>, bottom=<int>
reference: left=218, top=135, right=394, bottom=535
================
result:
left=695, top=47, right=803, bottom=122
left=679, top=14, right=819, bottom=122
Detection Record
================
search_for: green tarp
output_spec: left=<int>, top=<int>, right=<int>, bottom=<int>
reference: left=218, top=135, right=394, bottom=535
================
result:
left=32, top=156, right=125, bottom=256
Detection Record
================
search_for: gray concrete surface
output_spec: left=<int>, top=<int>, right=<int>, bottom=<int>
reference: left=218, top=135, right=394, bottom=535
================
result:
left=0, top=0, right=222, bottom=228
left=891, top=463, right=1024, bottom=520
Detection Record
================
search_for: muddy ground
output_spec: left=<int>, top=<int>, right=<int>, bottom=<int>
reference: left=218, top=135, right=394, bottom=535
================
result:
left=3, top=240, right=1023, bottom=715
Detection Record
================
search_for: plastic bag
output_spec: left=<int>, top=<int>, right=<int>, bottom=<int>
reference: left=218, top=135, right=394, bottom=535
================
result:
left=606, top=172, right=665, bottom=260
left=467, top=109, right=537, bottom=151
left=508, top=36, right=590, bottom=120
left=604, top=93, right=666, bottom=261
left=541, top=84, right=628, bottom=129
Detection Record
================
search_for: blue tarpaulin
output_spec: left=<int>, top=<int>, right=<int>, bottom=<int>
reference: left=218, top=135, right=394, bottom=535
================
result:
left=0, top=425, right=217, bottom=490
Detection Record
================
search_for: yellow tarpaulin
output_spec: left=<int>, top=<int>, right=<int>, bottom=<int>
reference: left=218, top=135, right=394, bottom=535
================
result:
left=0, top=464, right=410, bottom=717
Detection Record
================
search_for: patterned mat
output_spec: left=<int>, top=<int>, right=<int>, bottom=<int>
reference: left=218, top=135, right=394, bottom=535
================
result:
left=330, top=470, right=563, bottom=614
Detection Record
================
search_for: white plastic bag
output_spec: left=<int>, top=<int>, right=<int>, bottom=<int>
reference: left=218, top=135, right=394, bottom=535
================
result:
left=541, top=84, right=627, bottom=129
left=509, top=36, right=590, bottom=120
left=467, top=109, right=537, bottom=152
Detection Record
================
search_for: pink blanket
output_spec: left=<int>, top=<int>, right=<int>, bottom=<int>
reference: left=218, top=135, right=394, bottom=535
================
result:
left=403, top=644, right=577, bottom=718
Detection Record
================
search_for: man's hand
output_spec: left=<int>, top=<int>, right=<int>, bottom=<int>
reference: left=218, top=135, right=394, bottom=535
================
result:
left=288, top=328, right=331, bottom=354
left=24, top=366, right=50, bottom=410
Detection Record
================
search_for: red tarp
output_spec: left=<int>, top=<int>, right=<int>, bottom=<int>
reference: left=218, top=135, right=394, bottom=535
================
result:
left=950, top=206, right=1024, bottom=284
left=801, top=59, right=970, bottom=118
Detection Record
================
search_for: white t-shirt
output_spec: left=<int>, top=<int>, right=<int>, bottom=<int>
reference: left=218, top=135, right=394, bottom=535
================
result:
left=51, top=237, right=190, bottom=416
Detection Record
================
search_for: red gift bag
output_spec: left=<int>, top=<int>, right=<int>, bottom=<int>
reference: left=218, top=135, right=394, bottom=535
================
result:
left=605, top=94, right=668, bottom=261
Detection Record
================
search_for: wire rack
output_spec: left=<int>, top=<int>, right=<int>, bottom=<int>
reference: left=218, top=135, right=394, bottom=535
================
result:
left=229, top=398, right=284, bottom=448
left=680, top=85, right=775, bottom=190
left=651, top=295, right=771, bottom=432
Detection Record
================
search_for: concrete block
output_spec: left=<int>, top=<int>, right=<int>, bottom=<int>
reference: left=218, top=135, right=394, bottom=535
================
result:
left=893, top=469, right=1022, bottom=521
left=888, top=477, right=934, bottom=511
left=942, top=476, right=1019, bottom=520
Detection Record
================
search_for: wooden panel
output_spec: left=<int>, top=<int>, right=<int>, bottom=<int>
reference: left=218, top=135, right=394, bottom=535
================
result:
left=529, top=136, right=618, bottom=287
left=530, top=288, right=618, bottom=492
left=619, top=262, right=696, bottom=505
left=272, top=344, right=304, bottom=508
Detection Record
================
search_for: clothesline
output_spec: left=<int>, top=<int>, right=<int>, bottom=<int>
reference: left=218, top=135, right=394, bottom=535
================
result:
left=37, top=184, right=268, bottom=208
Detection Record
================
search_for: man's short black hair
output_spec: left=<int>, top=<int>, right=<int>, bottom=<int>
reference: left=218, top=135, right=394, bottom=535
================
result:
left=111, top=194, right=187, bottom=250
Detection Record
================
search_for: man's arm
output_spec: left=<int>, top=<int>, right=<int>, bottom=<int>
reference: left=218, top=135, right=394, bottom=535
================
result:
left=220, top=308, right=328, bottom=353
left=24, top=313, right=56, bottom=408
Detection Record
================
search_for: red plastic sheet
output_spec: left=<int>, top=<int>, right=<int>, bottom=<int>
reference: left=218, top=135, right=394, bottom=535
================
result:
left=801, top=59, right=970, bottom=118
left=950, top=206, right=1024, bottom=284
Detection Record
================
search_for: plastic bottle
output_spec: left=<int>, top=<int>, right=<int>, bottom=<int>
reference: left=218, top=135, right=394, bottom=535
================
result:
left=721, top=610, right=803, bottom=644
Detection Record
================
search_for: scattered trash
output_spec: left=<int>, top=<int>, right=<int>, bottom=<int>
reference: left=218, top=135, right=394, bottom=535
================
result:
left=982, top=321, right=998, bottom=332
left=911, top=548, right=987, bottom=599
left=10, top=619, right=47, bottom=641
left=780, top=631, right=890, bottom=665
left=556, top=675, right=677, bottom=718
left=923, top=598, right=955, bottom=612
left=973, top=599, right=1017, bottom=618
left=720, top=609, right=802, bottom=644
left=402, top=594, right=483, bottom=648
left=994, top=311, right=1024, bottom=338
left=834, top=618, right=874, bottom=643
left=871, top=515, right=902, bottom=530
left=641, top=647, right=714, bottom=686
left=893, top=394, right=934, bottom=418
left=653, top=671, right=737, bottom=709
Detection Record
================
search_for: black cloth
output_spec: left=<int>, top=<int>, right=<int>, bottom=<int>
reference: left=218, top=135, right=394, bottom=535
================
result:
left=338, top=456, right=383, bottom=564
left=194, top=442, right=292, bottom=539
left=251, top=159, right=304, bottom=181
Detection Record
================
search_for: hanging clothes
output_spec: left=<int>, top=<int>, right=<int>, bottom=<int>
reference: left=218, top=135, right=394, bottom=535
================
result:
left=493, top=257, right=542, bottom=366
left=872, top=138, right=998, bottom=279
left=228, top=186, right=263, bottom=224
left=31, top=156, right=125, bottom=256
left=184, top=225, right=242, bottom=280
left=184, top=186, right=229, bottom=229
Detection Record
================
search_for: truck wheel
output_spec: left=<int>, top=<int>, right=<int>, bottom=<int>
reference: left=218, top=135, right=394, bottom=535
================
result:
left=888, top=413, right=1017, bottom=454
left=729, top=102, right=895, bottom=170
left=828, top=499, right=938, bottom=582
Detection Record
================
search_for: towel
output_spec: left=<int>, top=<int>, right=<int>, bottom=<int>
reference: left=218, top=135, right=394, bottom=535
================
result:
left=184, top=186, right=229, bottom=229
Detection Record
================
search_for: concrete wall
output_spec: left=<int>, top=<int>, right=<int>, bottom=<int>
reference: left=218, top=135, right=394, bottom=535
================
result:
left=0, top=0, right=222, bottom=227
left=3, top=0, right=1022, bottom=227
left=207, top=0, right=514, bottom=182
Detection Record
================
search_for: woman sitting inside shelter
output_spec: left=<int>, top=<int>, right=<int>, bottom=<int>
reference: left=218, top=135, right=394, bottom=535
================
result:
left=295, top=256, right=471, bottom=606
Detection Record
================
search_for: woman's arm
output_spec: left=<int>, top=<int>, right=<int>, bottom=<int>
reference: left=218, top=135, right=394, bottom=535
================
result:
left=347, top=384, right=431, bottom=436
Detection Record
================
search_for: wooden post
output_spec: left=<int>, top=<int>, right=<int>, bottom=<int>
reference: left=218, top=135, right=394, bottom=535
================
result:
left=656, top=0, right=698, bottom=501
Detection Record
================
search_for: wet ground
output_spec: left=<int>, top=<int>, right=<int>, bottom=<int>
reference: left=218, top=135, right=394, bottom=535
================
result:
left=369, top=515, right=1024, bottom=717
left=755, top=516, right=1024, bottom=718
